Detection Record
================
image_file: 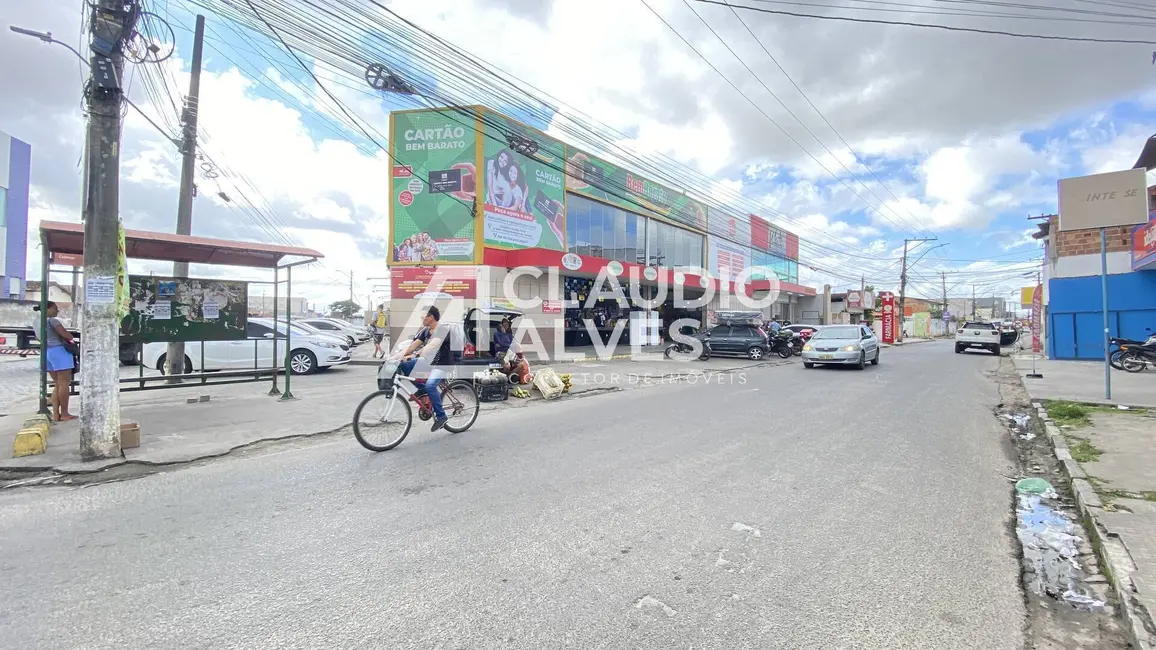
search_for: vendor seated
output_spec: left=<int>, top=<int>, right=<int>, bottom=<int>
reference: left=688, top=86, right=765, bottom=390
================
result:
left=492, top=318, right=514, bottom=358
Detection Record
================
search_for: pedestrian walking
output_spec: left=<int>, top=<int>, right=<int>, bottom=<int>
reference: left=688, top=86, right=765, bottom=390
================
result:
left=373, top=305, right=388, bottom=359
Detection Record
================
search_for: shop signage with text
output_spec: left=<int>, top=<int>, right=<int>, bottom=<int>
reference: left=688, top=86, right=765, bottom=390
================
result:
left=1031, top=284, right=1042, bottom=353
left=390, top=266, right=478, bottom=298
left=880, top=291, right=896, bottom=344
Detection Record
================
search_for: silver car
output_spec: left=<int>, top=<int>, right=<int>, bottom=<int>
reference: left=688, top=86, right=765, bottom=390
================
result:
left=801, top=324, right=880, bottom=369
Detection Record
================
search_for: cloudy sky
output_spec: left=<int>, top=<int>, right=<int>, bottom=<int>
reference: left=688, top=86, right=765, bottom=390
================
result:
left=3, top=0, right=1155, bottom=311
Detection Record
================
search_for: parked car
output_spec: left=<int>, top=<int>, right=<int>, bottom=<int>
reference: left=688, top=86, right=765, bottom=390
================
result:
left=782, top=323, right=819, bottom=340
left=699, top=323, right=771, bottom=360
left=289, top=320, right=355, bottom=347
left=801, top=324, right=880, bottom=369
left=143, top=318, right=351, bottom=375
left=955, top=320, right=1001, bottom=355
left=301, top=318, right=368, bottom=345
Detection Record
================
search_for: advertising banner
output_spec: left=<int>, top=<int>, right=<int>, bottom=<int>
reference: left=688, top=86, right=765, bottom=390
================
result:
left=565, top=147, right=707, bottom=232
left=390, top=266, right=478, bottom=299
left=708, top=236, right=749, bottom=282
left=1131, top=215, right=1156, bottom=271
left=1020, top=286, right=1036, bottom=308
left=709, top=210, right=751, bottom=249
left=390, top=109, right=479, bottom=265
left=1031, top=284, right=1042, bottom=353
left=880, top=291, right=896, bottom=344
left=482, top=112, right=566, bottom=251
left=750, top=214, right=771, bottom=251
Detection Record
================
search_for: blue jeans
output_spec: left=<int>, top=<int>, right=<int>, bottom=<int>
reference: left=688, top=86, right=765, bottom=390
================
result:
left=398, top=358, right=445, bottom=419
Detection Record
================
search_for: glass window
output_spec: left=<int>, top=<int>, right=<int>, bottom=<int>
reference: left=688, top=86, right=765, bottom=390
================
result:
left=625, top=213, right=641, bottom=264
left=613, top=210, right=627, bottom=262
left=588, top=201, right=604, bottom=258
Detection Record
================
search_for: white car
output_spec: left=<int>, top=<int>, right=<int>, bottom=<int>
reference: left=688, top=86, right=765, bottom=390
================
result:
left=955, top=320, right=1001, bottom=355
left=301, top=318, right=369, bottom=344
left=143, top=318, right=351, bottom=375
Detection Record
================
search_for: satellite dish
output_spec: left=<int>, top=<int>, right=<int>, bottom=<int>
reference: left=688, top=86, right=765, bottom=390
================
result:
left=364, top=63, right=416, bottom=95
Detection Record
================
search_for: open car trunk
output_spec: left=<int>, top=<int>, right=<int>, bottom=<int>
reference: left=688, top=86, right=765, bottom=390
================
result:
left=463, top=306, right=524, bottom=360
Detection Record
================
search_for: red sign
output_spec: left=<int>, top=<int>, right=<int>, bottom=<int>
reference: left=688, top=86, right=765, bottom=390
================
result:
left=51, top=252, right=83, bottom=267
left=392, top=165, right=413, bottom=178
left=390, top=267, right=477, bottom=299
left=1031, top=283, right=1042, bottom=353
left=398, top=191, right=414, bottom=207
left=880, top=291, right=896, bottom=344
left=1132, top=217, right=1156, bottom=270
left=542, top=300, right=562, bottom=314
left=750, top=214, right=771, bottom=251
left=786, top=232, right=800, bottom=261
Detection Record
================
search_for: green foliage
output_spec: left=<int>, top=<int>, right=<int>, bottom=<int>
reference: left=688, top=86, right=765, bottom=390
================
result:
left=329, top=299, right=361, bottom=318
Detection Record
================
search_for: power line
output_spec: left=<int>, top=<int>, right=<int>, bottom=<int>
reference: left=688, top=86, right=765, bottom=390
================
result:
left=698, top=0, right=1156, bottom=44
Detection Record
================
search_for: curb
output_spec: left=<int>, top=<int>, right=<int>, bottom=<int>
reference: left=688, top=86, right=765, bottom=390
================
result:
left=11, top=415, right=51, bottom=458
left=1032, top=400, right=1156, bottom=650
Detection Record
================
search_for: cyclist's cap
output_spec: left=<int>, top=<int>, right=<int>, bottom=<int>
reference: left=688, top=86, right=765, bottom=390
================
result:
left=426, top=306, right=441, bottom=321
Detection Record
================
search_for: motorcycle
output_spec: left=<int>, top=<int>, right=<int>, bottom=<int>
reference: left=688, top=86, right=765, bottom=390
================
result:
left=664, top=340, right=711, bottom=361
left=768, top=331, right=794, bottom=359
left=1110, top=329, right=1155, bottom=371
left=1119, top=342, right=1156, bottom=373
left=787, top=332, right=805, bottom=356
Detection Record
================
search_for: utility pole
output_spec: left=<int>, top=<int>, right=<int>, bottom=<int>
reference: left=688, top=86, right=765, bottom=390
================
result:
left=940, top=271, right=948, bottom=317
left=79, top=0, right=132, bottom=460
left=972, top=285, right=977, bottom=318
left=165, top=14, right=206, bottom=382
left=897, top=237, right=936, bottom=342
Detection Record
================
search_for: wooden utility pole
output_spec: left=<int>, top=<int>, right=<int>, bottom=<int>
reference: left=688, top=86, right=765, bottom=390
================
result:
left=166, top=14, right=206, bottom=381
left=79, top=0, right=130, bottom=459
left=897, top=237, right=936, bottom=342
left=941, top=271, right=948, bottom=317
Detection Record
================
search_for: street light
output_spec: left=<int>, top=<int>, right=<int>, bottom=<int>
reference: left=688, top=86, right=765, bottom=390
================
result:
left=9, top=25, right=180, bottom=147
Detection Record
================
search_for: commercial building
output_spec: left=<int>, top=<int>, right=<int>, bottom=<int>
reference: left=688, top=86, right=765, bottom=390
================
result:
left=1033, top=166, right=1156, bottom=359
left=0, top=131, right=31, bottom=299
left=386, top=106, right=815, bottom=356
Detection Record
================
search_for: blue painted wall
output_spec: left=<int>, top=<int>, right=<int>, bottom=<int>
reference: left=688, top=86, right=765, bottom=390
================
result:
left=1048, top=271, right=1156, bottom=359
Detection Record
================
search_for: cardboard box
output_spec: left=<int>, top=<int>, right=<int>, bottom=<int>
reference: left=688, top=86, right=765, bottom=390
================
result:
left=120, top=422, right=141, bottom=449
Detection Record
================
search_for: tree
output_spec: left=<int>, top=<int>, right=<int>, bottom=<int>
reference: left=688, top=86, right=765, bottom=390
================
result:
left=329, top=299, right=361, bottom=318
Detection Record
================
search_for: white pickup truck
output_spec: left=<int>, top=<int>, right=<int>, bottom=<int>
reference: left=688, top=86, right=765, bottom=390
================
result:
left=954, top=321, right=1002, bottom=355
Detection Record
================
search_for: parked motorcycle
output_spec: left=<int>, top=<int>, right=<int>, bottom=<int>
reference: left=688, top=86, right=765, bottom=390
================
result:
left=664, top=340, right=711, bottom=361
left=1119, top=342, right=1156, bottom=373
left=788, top=332, right=805, bottom=356
left=768, top=331, right=794, bottom=359
left=1110, top=329, right=1155, bottom=371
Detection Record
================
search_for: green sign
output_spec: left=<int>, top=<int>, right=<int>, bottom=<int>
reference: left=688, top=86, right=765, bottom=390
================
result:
left=481, top=112, right=566, bottom=250
left=120, top=276, right=248, bottom=343
left=390, top=109, right=479, bottom=264
left=564, top=147, right=708, bottom=232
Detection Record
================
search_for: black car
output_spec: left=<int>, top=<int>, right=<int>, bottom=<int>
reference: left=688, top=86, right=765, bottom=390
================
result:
left=700, top=323, right=770, bottom=360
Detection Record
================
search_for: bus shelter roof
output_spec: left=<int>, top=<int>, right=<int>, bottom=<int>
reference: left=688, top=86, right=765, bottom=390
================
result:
left=39, top=220, right=323, bottom=268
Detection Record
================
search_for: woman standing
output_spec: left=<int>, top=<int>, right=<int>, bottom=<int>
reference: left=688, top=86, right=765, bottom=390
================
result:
left=34, top=301, right=77, bottom=422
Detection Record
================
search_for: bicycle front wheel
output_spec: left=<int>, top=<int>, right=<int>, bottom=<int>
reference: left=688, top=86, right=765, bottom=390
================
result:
left=441, top=380, right=480, bottom=433
left=353, top=390, right=412, bottom=451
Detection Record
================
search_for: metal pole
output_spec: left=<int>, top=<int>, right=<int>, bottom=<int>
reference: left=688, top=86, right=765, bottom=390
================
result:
left=38, top=235, right=49, bottom=416
left=79, top=0, right=128, bottom=459
left=280, top=265, right=295, bottom=400
left=165, top=14, right=205, bottom=382
left=1101, top=227, right=1111, bottom=400
left=268, top=266, right=280, bottom=395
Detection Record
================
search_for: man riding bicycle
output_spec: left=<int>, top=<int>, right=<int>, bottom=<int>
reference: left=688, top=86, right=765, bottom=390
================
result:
left=396, top=306, right=452, bottom=431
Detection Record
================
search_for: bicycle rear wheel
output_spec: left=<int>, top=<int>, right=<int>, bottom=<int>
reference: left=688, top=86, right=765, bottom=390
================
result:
left=441, top=380, right=480, bottom=433
left=353, top=390, right=412, bottom=451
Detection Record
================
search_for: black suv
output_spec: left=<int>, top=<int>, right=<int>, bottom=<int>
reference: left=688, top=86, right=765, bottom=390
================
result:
left=700, top=324, right=770, bottom=360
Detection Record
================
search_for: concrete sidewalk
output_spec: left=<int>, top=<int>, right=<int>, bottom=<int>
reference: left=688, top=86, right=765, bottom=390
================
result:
left=1026, top=365, right=1156, bottom=648
left=1, top=354, right=790, bottom=476
left=1013, top=356, right=1156, bottom=408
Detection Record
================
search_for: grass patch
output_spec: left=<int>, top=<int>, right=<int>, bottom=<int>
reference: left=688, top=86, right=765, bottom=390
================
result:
left=1065, top=435, right=1104, bottom=463
left=1101, top=490, right=1156, bottom=503
left=1044, top=399, right=1149, bottom=430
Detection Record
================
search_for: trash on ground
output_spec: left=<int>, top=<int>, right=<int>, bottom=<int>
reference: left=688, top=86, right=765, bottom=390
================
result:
left=1116, top=405, right=1129, bottom=410
left=1016, top=478, right=1054, bottom=495
left=1021, top=432, right=1036, bottom=441
left=1015, top=493, right=1102, bottom=609
left=1062, top=590, right=1105, bottom=611
left=731, top=522, right=761, bottom=537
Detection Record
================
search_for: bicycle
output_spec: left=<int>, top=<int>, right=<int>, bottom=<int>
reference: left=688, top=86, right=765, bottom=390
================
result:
left=352, top=359, right=481, bottom=452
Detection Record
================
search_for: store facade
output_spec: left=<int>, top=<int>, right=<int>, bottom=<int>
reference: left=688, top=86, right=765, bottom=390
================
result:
left=386, top=106, right=816, bottom=358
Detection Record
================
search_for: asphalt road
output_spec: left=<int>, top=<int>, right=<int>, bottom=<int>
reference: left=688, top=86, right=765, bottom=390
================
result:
left=0, top=342, right=1024, bottom=649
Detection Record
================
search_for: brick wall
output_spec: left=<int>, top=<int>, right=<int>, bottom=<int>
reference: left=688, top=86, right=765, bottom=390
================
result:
left=1050, top=215, right=1133, bottom=257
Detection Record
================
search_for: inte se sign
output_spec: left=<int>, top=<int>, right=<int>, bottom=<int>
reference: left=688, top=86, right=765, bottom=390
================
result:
left=1058, top=168, right=1149, bottom=232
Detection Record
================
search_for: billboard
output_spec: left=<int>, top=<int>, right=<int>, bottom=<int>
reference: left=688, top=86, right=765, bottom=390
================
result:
left=709, top=210, right=751, bottom=248
left=1057, top=168, right=1148, bottom=232
left=481, top=111, right=566, bottom=251
left=120, top=276, right=248, bottom=343
left=389, top=109, right=479, bottom=265
left=1132, top=215, right=1156, bottom=271
left=565, top=147, right=707, bottom=232
left=749, top=214, right=799, bottom=261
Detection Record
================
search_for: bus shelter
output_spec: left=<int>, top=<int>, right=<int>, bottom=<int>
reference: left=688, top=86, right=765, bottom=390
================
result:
left=37, top=221, right=323, bottom=412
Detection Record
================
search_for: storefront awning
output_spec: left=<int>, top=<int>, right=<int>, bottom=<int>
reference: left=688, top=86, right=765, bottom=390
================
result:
left=1132, top=217, right=1156, bottom=271
left=482, top=247, right=817, bottom=297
